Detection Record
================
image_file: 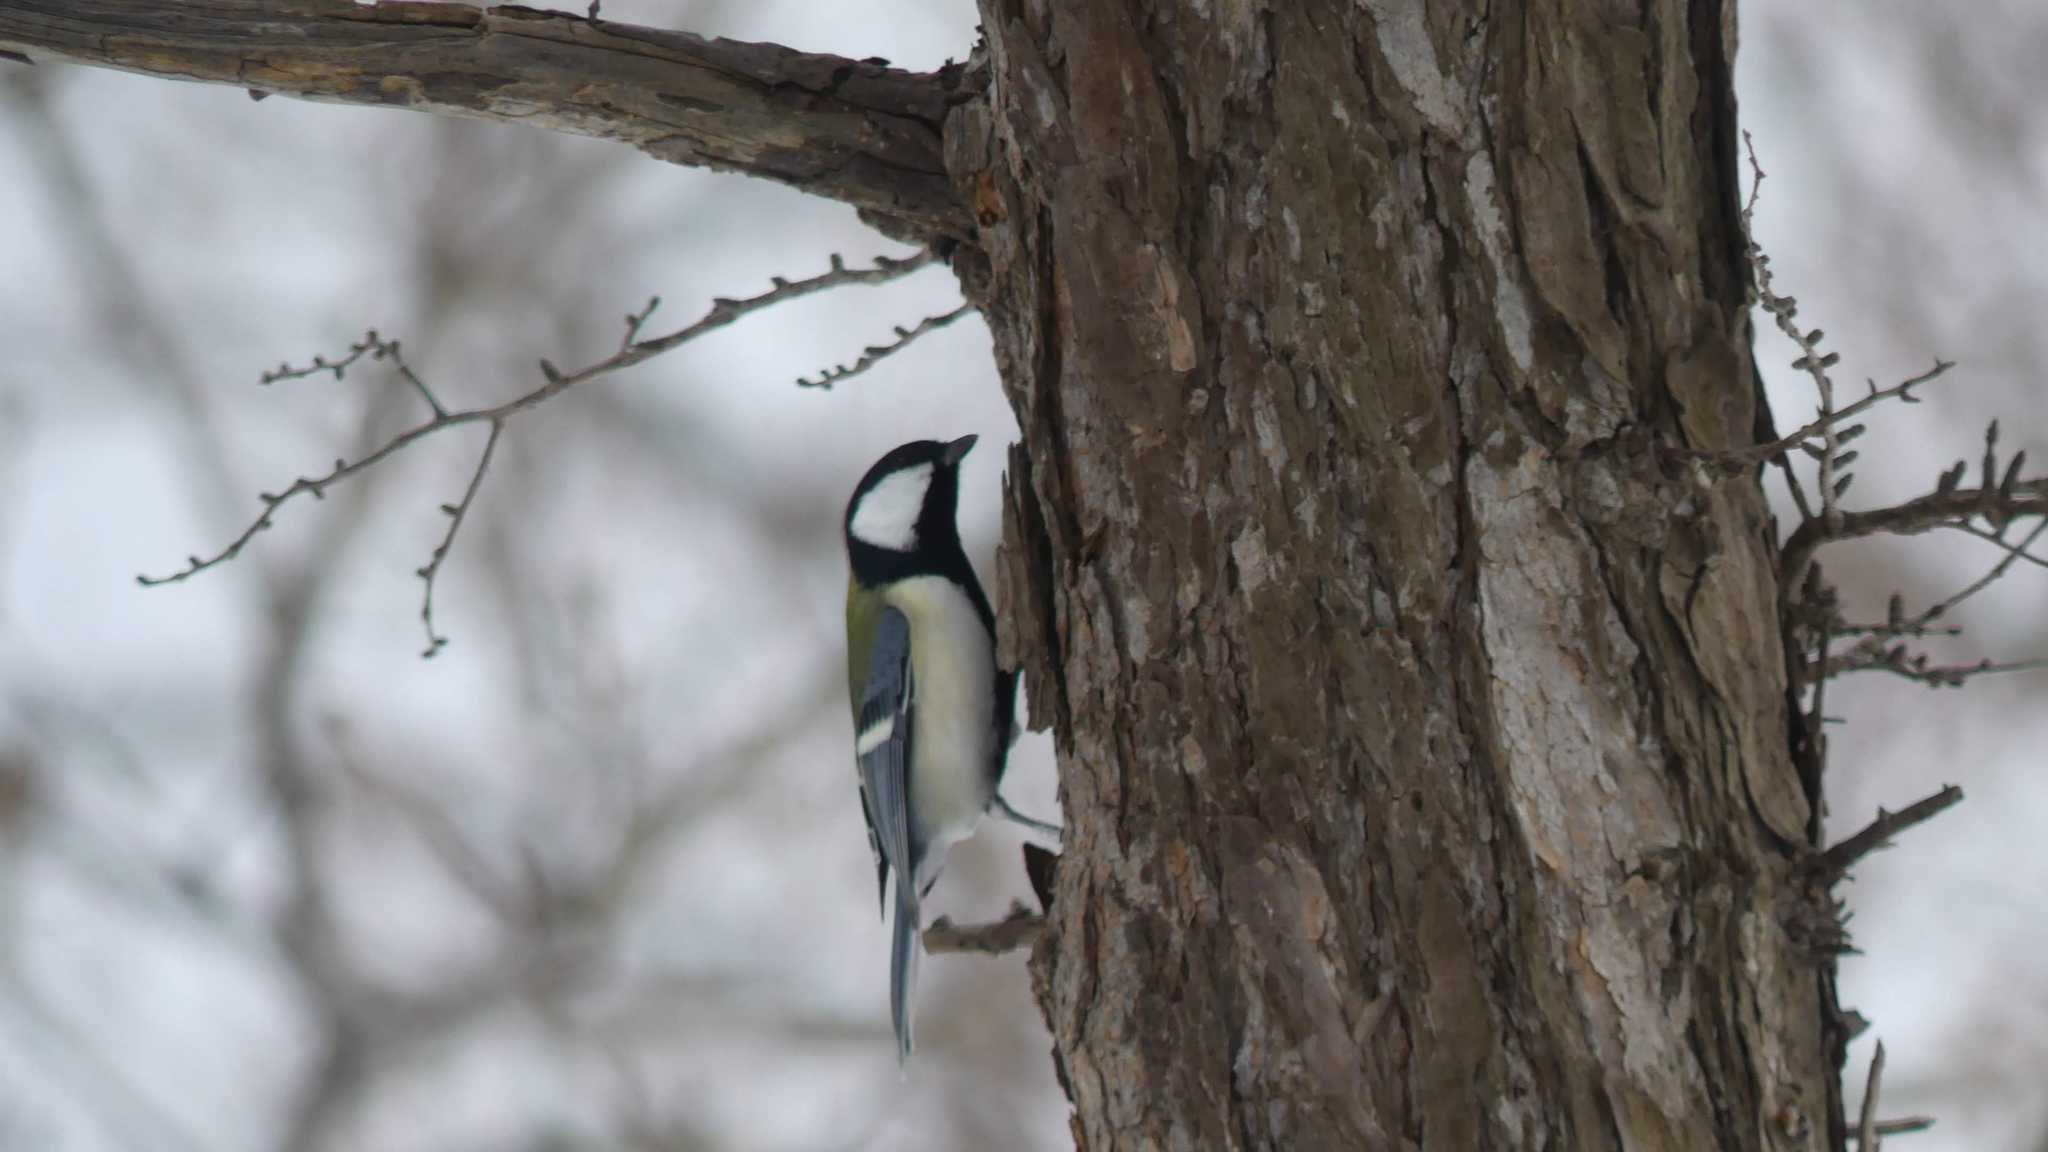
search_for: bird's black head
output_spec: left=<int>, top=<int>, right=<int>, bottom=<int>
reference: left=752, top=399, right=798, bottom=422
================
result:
left=844, top=435, right=978, bottom=584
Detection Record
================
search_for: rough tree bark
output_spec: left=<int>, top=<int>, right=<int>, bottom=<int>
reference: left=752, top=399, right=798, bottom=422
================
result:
left=3, top=2, right=1847, bottom=1149
left=954, top=3, right=1831, bottom=1150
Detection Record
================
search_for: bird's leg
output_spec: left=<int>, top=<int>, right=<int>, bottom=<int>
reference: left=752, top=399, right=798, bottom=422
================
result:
left=990, top=794, right=1063, bottom=847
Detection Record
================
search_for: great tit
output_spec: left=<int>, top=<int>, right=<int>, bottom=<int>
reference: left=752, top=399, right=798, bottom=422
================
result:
left=843, top=434, right=1059, bottom=1061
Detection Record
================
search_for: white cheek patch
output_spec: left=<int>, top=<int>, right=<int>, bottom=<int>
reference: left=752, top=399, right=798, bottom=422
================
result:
left=850, top=463, right=933, bottom=551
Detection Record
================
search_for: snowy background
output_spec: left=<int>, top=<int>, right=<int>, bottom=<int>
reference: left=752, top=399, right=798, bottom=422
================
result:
left=0, top=2, right=2041, bottom=1149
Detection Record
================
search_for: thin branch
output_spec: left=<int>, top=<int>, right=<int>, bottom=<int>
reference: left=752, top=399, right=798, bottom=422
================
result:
left=923, top=902, right=1042, bottom=955
left=1780, top=480, right=2048, bottom=597
left=1774, top=451, right=1818, bottom=523
left=1832, top=619, right=1961, bottom=642
left=1812, top=519, right=2048, bottom=683
left=1744, top=131, right=1848, bottom=529
left=417, top=419, right=501, bottom=658
left=1947, top=521, right=2048, bottom=572
left=1736, top=139, right=1812, bottom=531
left=1823, top=649, right=2048, bottom=687
left=1817, top=787, right=1964, bottom=876
left=1806, top=516, right=2046, bottom=686
left=1711, top=360, right=1953, bottom=469
left=1856, top=1041, right=1886, bottom=1152
left=0, top=0, right=974, bottom=240
left=1914, top=518, right=2048, bottom=625
left=1848, top=1117, right=1935, bottom=1142
left=263, top=329, right=447, bottom=418
left=796, top=303, right=973, bottom=389
left=137, top=250, right=934, bottom=597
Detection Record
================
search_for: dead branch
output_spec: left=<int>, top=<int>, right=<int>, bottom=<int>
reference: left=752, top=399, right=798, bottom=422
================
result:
left=1816, top=786, right=1964, bottom=876
left=923, top=902, right=1041, bottom=955
left=0, top=0, right=976, bottom=241
left=137, top=251, right=939, bottom=651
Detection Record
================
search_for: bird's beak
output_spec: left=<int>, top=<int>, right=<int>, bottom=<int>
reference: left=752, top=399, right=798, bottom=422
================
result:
left=942, top=434, right=978, bottom=466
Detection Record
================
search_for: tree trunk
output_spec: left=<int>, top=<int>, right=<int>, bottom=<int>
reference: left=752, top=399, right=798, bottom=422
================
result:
left=950, top=3, right=1832, bottom=1148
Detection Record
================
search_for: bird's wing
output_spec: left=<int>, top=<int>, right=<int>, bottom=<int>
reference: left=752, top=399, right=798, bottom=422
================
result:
left=856, top=606, right=915, bottom=912
left=856, top=605, right=921, bottom=1060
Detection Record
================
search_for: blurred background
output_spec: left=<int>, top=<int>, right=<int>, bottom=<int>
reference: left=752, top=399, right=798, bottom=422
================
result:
left=0, top=2, right=2040, bottom=1149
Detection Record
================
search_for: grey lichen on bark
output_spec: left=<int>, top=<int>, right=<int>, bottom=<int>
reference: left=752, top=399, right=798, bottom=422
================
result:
left=955, top=2, right=1830, bottom=1149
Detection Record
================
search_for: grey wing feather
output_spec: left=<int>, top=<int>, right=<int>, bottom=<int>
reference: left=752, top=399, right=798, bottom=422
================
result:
left=856, top=606, right=920, bottom=1060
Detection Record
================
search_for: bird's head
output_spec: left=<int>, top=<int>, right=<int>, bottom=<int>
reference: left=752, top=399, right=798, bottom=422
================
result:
left=843, top=435, right=978, bottom=564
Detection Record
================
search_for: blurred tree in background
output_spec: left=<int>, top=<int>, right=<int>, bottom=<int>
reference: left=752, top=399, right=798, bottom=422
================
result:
left=0, top=2, right=2043, bottom=1151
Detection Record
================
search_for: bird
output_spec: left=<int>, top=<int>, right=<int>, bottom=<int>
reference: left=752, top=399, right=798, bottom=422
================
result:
left=842, top=434, right=1060, bottom=1061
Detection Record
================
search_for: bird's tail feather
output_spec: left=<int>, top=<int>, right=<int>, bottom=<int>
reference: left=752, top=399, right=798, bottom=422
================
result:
left=890, top=870, right=920, bottom=1063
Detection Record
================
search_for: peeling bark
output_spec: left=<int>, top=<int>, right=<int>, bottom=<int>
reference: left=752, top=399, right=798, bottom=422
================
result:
left=0, top=0, right=975, bottom=239
left=954, top=2, right=1831, bottom=1148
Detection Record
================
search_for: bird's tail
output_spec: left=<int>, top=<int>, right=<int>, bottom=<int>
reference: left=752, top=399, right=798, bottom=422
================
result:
left=890, top=869, right=921, bottom=1063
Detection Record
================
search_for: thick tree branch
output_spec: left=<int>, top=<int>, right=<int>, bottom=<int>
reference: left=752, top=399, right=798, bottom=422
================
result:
left=0, top=0, right=977, bottom=240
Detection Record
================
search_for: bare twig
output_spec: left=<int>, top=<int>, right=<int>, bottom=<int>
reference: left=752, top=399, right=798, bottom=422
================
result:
left=1711, top=360, right=1953, bottom=469
left=1832, top=618, right=1960, bottom=642
left=263, top=330, right=447, bottom=417
left=1908, top=518, right=2047, bottom=626
left=1781, top=480, right=2048, bottom=597
left=1848, top=1117, right=1935, bottom=1142
left=1823, top=648, right=2048, bottom=687
left=1744, top=132, right=1848, bottom=529
left=1948, top=521, right=2048, bottom=572
left=416, top=419, right=502, bottom=657
left=796, top=303, right=973, bottom=389
left=1855, top=1041, right=1886, bottom=1152
left=137, top=251, right=936, bottom=647
left=1775, top=452, right=1818, bottom=523
left=1817, top=787, right=1964, bottom=876
left=1740, top=129, right=1765, bottom=223
left=923, top=902, right=1042, bottom=955
left=1809, top=518, right=2048, bottom=689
